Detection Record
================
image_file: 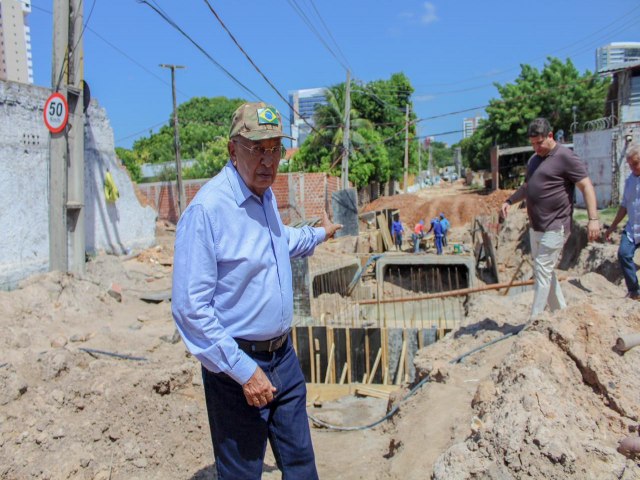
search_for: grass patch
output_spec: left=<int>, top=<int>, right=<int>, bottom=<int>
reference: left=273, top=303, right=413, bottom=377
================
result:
left=573, top=207, right=618, bottom=226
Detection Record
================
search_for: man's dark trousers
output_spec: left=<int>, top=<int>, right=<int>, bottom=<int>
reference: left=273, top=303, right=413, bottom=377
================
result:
left=202, top=337, right=318, bottom=480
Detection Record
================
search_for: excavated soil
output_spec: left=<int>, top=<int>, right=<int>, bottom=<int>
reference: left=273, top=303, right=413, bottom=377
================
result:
left=1, top=184, right=639, bottom=479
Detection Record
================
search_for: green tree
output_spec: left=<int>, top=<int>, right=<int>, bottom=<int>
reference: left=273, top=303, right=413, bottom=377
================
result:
left=119, top=96, right=246, bottom=181
left=462, top=57, right=609, bottom=170
left=291, top=73, right=415, bottom=186
left=115, top=147, right=141, bottom=182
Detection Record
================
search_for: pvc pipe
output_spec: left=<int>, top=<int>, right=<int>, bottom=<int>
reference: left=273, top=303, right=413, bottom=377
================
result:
left=618, top=436, right=640, bottom=457
left=615, top=334, right=640, bottom=352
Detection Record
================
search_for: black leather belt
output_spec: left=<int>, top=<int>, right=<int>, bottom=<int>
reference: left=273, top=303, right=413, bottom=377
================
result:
left=235, top=332, right=289, bottom=354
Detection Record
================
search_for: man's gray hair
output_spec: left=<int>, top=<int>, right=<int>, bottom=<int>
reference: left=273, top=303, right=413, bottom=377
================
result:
left=527, top=118, right=552, bottom=138
left=627, top=144, right=640, bottom=161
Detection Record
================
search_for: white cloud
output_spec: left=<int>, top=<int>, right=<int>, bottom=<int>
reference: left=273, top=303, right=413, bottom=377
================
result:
left=420, top=2, right=438, bottom=25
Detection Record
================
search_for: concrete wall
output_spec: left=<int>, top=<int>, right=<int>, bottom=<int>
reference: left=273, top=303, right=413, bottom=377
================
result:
left=573, top=126, right=640, bottom=208
left=0, top=80, right=156, bottom=289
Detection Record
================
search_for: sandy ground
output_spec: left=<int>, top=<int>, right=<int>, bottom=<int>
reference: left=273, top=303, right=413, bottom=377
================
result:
left=1, top=182, right=638, bottom=479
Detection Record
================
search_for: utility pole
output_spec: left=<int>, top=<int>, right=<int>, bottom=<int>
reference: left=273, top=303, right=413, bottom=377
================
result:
left=427, top=137, right=433, bottom=180
left=160, top=64, right=186, bottom=217
left=417, top=136, right=422, bottom=182
left=341, top=70, right=351, bottom=190
left=50, top=0, right=85, bottom=274
left=403, top=104, right=409, bottom=193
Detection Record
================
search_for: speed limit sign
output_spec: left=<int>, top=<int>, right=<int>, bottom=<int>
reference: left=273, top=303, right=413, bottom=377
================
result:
left=43, top=92, right=69, bottom=134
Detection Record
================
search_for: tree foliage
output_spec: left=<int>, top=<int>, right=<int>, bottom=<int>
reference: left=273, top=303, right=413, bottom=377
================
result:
left=117, top=96, right=245, bottom=181
left=460, top=57, right=609, bottom=170
left=290, top=73, right=421, bottom=187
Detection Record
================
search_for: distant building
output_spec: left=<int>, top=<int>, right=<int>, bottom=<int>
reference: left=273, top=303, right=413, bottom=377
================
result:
left=0, top=0, right=33, bottom=84
left=289, top=87, right=327, bottom=147
left=462, top=115, right=483, bottom=139
left=596, top=42, right=640, bottom=74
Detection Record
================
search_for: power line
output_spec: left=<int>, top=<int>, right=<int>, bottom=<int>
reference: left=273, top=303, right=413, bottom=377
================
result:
left=305, top=0, right=352, bottom=71
left=201, top=0, right=321, bottom=137
left=137, top=0, right=261, bottom=100
left=31, top=4, right=189, bottom=97
left=286, top=0, right=351, bottom=72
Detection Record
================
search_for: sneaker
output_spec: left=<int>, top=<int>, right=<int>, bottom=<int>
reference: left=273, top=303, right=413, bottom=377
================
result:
left=626, top=292, right=640, bottom=300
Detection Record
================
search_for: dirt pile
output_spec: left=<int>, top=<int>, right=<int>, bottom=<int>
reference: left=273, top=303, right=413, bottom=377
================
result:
left=362, top=184, right=513, bottom=230
left=380, top=272, right=640, bottom=479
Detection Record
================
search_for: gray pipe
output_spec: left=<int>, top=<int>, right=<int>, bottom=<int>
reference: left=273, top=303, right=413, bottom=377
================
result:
left=615, top=334, right=640, bottom=352
left=618, top=436, right=640, bottom=457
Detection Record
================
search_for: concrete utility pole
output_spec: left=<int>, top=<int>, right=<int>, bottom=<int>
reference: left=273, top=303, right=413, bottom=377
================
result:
left=427, top=137, right=434, bottom=180
left=160, top=64, right=186, bottom=217
left=417, top=136, right=422, bottom=181
left=341, top=70, right=351, bottom=190
left=403, top=104, right=409, bottom=193
left=50, top=0, right=85, bottom=274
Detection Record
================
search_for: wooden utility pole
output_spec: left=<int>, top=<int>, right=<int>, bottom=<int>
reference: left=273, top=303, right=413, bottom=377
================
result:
left=341, top=70, right=351, bottom=190
left=403, top=104, right=409, bottom=193
left=417, top=135, right=422, bottom=183
left=160, top=64, right=186, bottom=217
left=50, top=0, right=85, bottom=274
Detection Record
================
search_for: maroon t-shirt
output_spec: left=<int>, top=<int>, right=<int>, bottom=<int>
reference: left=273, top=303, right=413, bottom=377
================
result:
left=525, top=144, right=588, bottom=233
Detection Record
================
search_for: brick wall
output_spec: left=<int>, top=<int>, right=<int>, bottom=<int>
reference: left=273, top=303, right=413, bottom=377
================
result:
left=137, top=173, right=342, bottom=225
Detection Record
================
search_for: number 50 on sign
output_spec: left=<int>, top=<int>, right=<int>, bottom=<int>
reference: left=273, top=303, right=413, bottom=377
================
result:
left=43, top=92, right=69, bottom=134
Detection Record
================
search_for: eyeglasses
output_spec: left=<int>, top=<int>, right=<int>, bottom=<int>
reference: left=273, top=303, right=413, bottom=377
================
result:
left=235, top=141, right=285, bottom=159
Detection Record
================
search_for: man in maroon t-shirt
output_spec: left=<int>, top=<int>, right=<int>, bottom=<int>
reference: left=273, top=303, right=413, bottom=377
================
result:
left=500, top=118, right=600, bottom=324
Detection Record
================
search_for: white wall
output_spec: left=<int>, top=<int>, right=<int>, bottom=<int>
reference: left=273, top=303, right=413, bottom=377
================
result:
left=0, top=80, right=156, bottom=289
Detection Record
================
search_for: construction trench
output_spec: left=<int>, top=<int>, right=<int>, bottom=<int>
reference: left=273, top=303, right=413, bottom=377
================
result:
left=289, top=208, right=487, bottom=392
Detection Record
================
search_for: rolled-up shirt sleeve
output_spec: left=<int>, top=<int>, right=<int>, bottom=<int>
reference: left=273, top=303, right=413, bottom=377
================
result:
left=171, top=204, right=257, bottom=385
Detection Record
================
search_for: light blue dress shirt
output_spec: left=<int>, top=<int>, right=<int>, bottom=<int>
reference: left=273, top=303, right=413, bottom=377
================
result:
left=171, top=161, right=325, bottom=385
left=621, top=173, right=640, bottom=245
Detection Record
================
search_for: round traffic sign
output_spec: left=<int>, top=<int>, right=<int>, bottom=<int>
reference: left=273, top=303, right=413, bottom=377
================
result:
left=43, top=92, right=69, bottom=134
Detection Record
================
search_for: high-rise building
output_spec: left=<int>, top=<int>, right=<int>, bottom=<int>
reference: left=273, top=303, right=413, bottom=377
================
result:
left=462, top=115, right=483, bottom=139
left=289, top=87, right=327, bottom=147
left=0, top=0, right=33, bottom=84
left=596, top=42, right=640, bottom=73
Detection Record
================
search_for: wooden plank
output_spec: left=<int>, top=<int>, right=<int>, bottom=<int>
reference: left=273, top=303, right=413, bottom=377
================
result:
left=324, top=343, right=335, bottom=384
left=364, top=330, right=371, bottom=381
left=354, top=385, right=391, bottom=400
left=377, top=213, right=393, bottom=251
left=345, top=328, right=352, bottom=384
left=327, top=327, right=336, bottom=383
left=395, top=339, right=407, bottom=385
left=381, top=328, right=388, bottom=385
left=339, top=363, right=348, bottom=384
left=350, top=328, right=366, bottom=385
left=314, top=338, right=321, bottom=385
left=292, top=326, right=298, bottom=353
left=309, top=326, right=315, bottom=383
left=367, top=348, right=382, bottom=384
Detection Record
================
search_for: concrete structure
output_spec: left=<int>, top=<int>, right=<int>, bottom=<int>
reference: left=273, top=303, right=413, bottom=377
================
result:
left=0, top=80, right=156, bottom=289
left=597, top=42, right=640, bottom=74
left=289, top=87, right=327, bottom=147
left=462, top=115, right=483, bottom=139
left=0, top=0, right=33, bottom=84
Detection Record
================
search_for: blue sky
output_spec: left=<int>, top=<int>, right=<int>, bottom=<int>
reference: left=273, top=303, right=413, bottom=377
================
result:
left=27, top=0, right=640, bottom=149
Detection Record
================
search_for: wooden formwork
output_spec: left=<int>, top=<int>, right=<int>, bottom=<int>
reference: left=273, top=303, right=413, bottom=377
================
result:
left=291, top=325, right=450, bottom=385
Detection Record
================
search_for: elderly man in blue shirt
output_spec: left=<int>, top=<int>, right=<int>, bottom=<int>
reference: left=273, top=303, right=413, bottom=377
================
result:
left=605, top=144, right=640, bottom=299
left=172, top=101, right=342, bottom=479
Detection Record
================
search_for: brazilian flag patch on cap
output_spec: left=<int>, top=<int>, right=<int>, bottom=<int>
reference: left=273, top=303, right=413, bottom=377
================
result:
left=257, top=107, right=279, bottom=126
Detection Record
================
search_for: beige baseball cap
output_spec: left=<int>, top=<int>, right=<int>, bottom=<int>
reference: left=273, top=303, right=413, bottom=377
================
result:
left=229, top=101, right=293, bottom=141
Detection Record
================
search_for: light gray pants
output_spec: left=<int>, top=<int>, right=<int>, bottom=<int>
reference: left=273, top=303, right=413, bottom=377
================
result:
left=529, top=228, right=567, bottom=320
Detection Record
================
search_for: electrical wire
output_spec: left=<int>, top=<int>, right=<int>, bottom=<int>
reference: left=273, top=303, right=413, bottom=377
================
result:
left=137, top=0, right=261, bottom=100
left=53, top=0, right=98, bottom=92
left=201, top=0, right=322, bottom=137
left=305, top=0, right=352, bottom=71
left=285, top=0, right=350, bottom=72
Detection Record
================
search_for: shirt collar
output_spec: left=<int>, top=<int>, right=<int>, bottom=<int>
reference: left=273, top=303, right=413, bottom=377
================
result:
left=224, top=160, right=272, bottom=206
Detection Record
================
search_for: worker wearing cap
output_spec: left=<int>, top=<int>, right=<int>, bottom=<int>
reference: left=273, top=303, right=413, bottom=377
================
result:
left=172, top=101, right=342, bottom=479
